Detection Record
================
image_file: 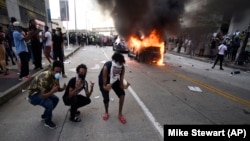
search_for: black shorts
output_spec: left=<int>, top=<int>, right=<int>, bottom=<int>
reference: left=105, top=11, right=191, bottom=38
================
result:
left=99, top=80, right=125, bottom=103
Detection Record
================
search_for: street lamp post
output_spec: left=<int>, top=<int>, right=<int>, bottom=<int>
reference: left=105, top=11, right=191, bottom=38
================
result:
left=85, top=9, right=94, bottom=31
left=65, top=0, right=70, bottom=48
left=74, top=0, right=77, bottom=31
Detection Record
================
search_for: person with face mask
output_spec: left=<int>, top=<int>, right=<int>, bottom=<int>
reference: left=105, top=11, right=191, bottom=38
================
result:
left=63, top=64, right=94, bottom=122
left=98, top=52, right=130, bottom=124
left=28, top=60, right=66, bottom=129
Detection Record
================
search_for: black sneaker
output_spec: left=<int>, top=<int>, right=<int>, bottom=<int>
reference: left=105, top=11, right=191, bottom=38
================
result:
left=69, top=109, right=81, bottom=116
left=69, top=116, right=81, bottom=122
left=44, top=121, right=57, bottom=129
left=41, top=114, right=45, bottom=122
left=75, top=111, right=81, bottom=116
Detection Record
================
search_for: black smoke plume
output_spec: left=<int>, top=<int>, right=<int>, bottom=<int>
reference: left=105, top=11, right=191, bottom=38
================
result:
left=203, top=0, right=250, bottom=22
left=97, top=0, right=189, bottom=40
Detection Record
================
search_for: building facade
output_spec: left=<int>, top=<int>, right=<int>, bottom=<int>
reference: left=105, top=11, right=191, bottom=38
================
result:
left=1, top=0, right=50, bottom=29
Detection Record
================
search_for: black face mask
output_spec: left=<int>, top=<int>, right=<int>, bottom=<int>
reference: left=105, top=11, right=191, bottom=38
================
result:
left=78, top=74, right=85, bottom=80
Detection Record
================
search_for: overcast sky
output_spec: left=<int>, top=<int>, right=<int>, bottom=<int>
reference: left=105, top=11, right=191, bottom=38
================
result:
left=49, top=0, right=114, bottom=30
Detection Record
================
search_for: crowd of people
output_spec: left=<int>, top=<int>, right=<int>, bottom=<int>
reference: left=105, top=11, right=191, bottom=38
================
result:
left=0, top=17, right=67, bottom=79
left=167, top=27, right=250, bottom=69
left=71, top=32, right=114, bottom=47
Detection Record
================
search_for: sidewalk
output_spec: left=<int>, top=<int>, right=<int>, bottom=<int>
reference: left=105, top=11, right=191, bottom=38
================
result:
left=0, top=46, right=80, bottom=105
left=167, top=50, right=250, bottom=72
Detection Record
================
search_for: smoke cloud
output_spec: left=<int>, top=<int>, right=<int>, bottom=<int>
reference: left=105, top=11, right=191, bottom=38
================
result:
left=96, top=0, right=189, bottom=39
left=96, top=0, right=250, bottom=40
left=203, top=0, right=250, bottom=22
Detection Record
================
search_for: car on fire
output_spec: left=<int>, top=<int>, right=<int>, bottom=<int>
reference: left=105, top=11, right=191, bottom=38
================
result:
left=113, top=36, right=129, bottom=53
left=128, top=46, right=162, bottom=64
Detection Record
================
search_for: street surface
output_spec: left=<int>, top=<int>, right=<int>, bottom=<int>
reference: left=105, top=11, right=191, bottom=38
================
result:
left=0, top=45, right=249, bottom=141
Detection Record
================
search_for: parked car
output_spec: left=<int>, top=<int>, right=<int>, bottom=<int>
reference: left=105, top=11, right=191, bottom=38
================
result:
left=128, top=46, right=162, bottom=64
left=113, top=36, right=129, bottom=53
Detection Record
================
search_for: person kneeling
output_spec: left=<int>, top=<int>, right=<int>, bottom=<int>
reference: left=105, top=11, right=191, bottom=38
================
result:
left=63, top=64, right=94, bottom=122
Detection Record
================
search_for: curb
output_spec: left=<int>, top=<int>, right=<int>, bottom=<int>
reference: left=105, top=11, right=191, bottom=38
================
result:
left=0, top=47, right=81, bottom=106
left=167, top=51, right=250, bottom=71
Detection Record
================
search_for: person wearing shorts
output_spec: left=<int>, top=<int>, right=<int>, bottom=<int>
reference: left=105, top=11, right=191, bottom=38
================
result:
left=44, top=26, right=53, bottom=64
left=98, top=52, right=130, bottom=124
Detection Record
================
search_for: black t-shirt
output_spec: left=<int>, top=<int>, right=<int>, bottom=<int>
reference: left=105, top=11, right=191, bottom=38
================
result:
left=52, top=34, right=63, bottom=53
left=211, top=40, right=216, bottom=49
left=63, top=77, right=88, bottom=100
left=30, top=29, right=41, bottom=48
left=7, top=25, right=15, bottom=47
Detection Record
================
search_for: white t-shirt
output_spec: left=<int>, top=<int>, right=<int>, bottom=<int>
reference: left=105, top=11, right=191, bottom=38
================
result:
left=218, top=44, right=227, bottom=55
left=187, top=40, right=192, bottom=46
left=110, top=61, right=123, bottom=84
left=44, top=31, right=52, bottom=46
left=39, top=31, right=43, bottom=43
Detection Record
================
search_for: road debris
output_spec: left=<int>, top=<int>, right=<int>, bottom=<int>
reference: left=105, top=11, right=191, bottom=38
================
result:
left=230, top=71, right=240, bottom=75
left=188, top=86, right=202, bottom=92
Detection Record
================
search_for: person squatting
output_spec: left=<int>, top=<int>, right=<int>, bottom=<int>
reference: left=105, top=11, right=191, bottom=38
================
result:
left=27, top=52, right=130, bottom=129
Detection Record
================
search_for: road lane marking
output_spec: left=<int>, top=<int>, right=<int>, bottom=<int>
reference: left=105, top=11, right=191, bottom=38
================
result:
left=102, top=48, right=163, bottom=139
left=101, top=48, right=110, bottom=59
left=91, top=64, right=100, bottom=70
left=168, top=69, right=250, bottom=107
left=127, top=84, right=163, bottom=138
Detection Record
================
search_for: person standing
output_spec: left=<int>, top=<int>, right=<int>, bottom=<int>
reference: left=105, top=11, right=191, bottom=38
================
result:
left=52, top=27, right=67, bottom=78
left=43, top=25, right=53, bottom=65
left=13, top=21, right=34, bottom=80
left=98, top=52, right=130, bottom=124
left=212, top=41, right=227, bottom=70
left=210, top=38, right=217, bottom=59
left=63, top=64, right=94, bottom=122
left=0, top=26, right=8, bottom=75
left=231, top=37, right=240, bottom=62
left=29, top=19, right=43, bottom=70
left=8, top=17, right=20, bottom=71
left=28, top=60, right=66, bottom=129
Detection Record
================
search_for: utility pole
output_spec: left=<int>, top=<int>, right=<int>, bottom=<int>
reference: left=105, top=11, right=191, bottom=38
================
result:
left=66, top=0, right=69, bottom=48
left=74, top=0, right=77, bottom=45
left=74, top=0, right=77, bottom=31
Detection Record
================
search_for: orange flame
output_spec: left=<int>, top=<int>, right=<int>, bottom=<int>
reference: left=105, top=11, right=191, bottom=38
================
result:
left=128, top=30, right=165, bottom=65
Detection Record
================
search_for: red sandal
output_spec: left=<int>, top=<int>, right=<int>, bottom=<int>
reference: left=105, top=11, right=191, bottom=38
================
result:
left=103, top=113, right=109, bottom=121
left=118, top=116, right=127, bottom=124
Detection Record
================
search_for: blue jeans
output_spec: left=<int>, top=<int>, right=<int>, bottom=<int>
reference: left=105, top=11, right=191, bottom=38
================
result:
left=29, top=93, right=59, bottom=123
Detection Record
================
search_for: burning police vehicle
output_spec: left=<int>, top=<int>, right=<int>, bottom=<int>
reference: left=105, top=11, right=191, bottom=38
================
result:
left=127, top=30, right=166, bottom=65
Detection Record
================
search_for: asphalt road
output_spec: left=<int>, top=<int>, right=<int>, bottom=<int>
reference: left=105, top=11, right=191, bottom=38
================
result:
left=0, top=45, right=249, bottom=141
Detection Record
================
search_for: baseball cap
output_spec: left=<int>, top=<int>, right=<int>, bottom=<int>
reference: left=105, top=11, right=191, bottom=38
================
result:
left=13, top=21, right=20, bottom=27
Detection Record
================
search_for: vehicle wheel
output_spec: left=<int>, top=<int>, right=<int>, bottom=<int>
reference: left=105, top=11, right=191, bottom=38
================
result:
left=135, top=53, right=140, bottom=62
left=139, top=53, right=144, bottom=62
left=137, top=53, right=144, bottom=62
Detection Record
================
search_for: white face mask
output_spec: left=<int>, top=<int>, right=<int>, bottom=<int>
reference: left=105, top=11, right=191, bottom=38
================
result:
left=54, top=73, right=61, bottom=79
left=55, top=31, right=60, bottom=35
